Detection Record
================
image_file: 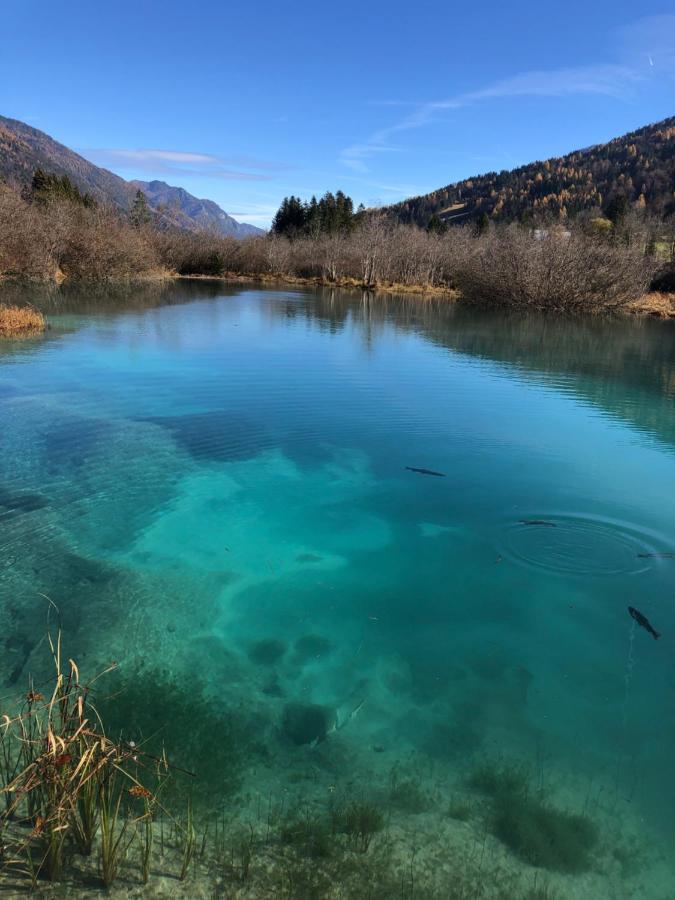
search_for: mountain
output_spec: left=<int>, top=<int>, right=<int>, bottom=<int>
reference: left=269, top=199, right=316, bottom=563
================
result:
left=130, top=180, right=260, bottom=237
left=0, top=114, right=263, bottom=237
left=386, top=116, right=675, bottom=228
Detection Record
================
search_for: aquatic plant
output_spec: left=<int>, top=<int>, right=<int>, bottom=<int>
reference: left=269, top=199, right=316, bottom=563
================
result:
left=137, top=797, right=153, bottom=884
left=331, top=801, right=385, bottom=853
left=468, top=760, right=530, bottom=801
left=447, top=798, right=472, bottom=822
left=468, top=757, right=597, bottom=873
left=279, top=813, right=332, bottom=858
left=96, top=667, right=251, bottom=806
left=492, top=792, right=598, bottom=873
left=178, top=796, right=195, bottom=880
left=99, top=776, right=132, bottom=886
left=0, top=631, right=177, bottom=888
left=388, top=776, right=433, bottom=814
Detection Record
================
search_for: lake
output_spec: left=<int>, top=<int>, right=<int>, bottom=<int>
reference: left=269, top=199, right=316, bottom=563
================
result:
left=1, top=280, right=674, bottom=896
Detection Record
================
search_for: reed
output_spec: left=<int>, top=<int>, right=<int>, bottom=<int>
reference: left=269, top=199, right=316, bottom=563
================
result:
left=0, top=628, right=178, bottom=888
left=138, top=798, right=154, bottom=884
left=178, top=795, right=195, bottom=880
left=99, top=777, right=131, bottom=886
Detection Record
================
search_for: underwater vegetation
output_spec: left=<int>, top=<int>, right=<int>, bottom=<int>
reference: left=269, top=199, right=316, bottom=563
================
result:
left=492, top=796, right=598, bottom=873
left=469, top=760, right=599, bottom=873
left=330, top=801, right=385, bottom=853
left=96, top=667, right=259, bottom=806
left=447, top=798, right=473, bottom=821
left=388, top=764, right=434, bottom=814
left=468, top=760, right=530, bottom=800
left=280, top=813, right=333, bottom=859
left=0, top=635, right=182, bottom=888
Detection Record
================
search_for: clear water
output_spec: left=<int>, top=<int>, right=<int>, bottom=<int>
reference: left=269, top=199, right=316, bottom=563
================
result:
left=1, top=281, right=674, bottom=895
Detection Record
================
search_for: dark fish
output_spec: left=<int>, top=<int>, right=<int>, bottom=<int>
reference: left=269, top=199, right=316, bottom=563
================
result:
left=628, top=606, right=660, bottom=640
left=520, top=519, right=557, bottom=527
left=405, top=466, right=446, bottom=477
left=637, top=552, right=675, bottom=559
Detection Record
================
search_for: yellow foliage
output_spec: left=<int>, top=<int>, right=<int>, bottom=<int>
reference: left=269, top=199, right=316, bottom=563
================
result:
left=0, top=304, right=45, bottom=337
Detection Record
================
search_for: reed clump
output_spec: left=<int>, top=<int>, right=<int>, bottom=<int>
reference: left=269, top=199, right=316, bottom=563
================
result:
left=0, top=304, right=45, bottom=337
left=0, top=631, right=181, bottom=888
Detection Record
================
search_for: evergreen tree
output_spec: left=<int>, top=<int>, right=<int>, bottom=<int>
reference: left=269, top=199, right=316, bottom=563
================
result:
left=31, top=169, right=95, bottom=208
left=477, top=212, right=490, bottom=235
left=427, top=213, right=447, bottom=234
left=604, top=194, right=629, bottom=226
left=130, top=190, right=152, bottom=227
left=271, top=190, right=357, bottom=237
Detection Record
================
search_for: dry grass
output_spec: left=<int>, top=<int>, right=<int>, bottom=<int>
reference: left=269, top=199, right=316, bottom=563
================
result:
left=627, top=291, right=675, bottom=318
left=0, top=628, right=180, bottom=887
left=0, top=304, right=45, bottom=337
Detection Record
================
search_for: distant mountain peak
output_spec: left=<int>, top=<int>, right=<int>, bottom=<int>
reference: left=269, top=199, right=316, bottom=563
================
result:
left=0, top=114, right=263, bottom=238
left=130, top=179, right=261, bottom=237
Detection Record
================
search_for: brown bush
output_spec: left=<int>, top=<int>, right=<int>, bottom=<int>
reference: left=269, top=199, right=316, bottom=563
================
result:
left=0, top=303, right=45, bottom=336
left=0, top=180, right=663, bottom=310
left=453, top=225, right=658, bottom=312
left=58, top=207, right=160, bottom=280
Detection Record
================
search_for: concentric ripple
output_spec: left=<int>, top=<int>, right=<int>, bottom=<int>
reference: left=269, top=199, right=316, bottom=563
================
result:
left=500, top=514, right=668, bottom=577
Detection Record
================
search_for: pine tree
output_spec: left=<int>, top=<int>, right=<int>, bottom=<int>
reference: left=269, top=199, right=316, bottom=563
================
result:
left=427, top=213, right=447, bottom=234
left=31, top=169, right=95, bottom=208
left=130, top=190, right=152, bottom=227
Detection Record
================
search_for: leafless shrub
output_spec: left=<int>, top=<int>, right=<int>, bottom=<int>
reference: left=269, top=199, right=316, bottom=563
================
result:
left=0, top=180, right=662, bottom=310
left=454, top=225, right=658, bottom=312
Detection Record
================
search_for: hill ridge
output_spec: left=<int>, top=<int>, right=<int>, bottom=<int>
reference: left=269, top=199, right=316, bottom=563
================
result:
left=0, top=114, right=262, bottom=237
left=386, top=115, right=675, bottom=227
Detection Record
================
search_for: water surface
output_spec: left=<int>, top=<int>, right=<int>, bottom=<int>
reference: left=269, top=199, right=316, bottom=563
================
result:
left=1, top=282, right=674, bottom=896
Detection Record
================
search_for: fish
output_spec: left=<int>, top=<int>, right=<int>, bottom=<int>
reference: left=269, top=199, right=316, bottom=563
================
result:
left=637, top=552, right=675, bottom=559
left=520, top=519, right=556, bottom=527
left=628, top=606, right=661, bottom=640
left=405, top=466, right=446, bottom=477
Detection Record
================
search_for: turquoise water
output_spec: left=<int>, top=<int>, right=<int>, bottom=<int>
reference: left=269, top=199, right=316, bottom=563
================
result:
left=1, top=282, right=675, bottom=895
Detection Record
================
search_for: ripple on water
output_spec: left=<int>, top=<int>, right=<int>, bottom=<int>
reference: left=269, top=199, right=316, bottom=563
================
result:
left=500, top=514, right=670, bottom=578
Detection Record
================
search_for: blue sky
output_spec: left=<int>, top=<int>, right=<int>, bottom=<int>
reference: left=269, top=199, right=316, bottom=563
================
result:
left=1, top=1, right=674, bottom=226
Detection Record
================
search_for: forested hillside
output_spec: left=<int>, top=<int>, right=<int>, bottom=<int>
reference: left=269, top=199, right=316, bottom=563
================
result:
left=387, top=116, right=675, bottom=228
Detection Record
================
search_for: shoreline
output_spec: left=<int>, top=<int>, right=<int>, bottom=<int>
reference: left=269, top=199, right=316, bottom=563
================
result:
left=1, top=270, right=673, bottom=318
left=177, top=271, right=462, bottom=298
left=178, top=274, right=675, bottom=317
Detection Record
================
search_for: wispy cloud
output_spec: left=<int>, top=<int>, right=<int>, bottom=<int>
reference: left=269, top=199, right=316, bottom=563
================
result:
left=340, top=63, right=643, bottom=173
left=82, top=147, right=291, bottom=182
left=227, top=202, right=280, bottom=225
left=340, top=14, right=675, bottom=174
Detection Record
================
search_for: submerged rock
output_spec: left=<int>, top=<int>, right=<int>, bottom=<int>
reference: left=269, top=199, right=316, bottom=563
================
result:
left=281, top=702, right=334, bottom=746
left=248, top=638, right=287, bottom=666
